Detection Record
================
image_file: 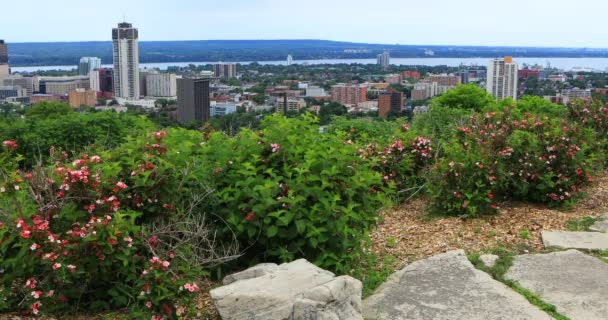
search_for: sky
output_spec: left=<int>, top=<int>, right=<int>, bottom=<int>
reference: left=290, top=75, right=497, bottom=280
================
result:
left=2, top=0, right=607, bottom=47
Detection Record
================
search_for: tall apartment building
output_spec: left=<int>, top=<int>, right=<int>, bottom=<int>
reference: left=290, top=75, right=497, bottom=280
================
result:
left=177, top=78, right=211, bottom=123
left=78, top=57, right=101, bottom=76
left=0, top=40, right=8, bottom=64
left=486, top=56, right=518, bottom=100
left=112, top=22, right=140, bottom=99
left=378, top=90, right=403, bottom=117
left=377, top=51, right=390, bottom=69
left=276, top=98, right=306, bottom=113
left=330, top=84, right=367, bottom=106
left=213, top=63, right=237, bottom=80
left=146, top=73, right=177, bottom=97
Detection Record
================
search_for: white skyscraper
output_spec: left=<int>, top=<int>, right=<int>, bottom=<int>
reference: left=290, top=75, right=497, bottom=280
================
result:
left=486, top=56, right=518, bottom=101
left=78, top=57, right=101, bottom=76
left=377, top=51, right=390, bottom=69
left=287, top=54, right=293, bottom=66
left=112, top=22, right=140, bottom=99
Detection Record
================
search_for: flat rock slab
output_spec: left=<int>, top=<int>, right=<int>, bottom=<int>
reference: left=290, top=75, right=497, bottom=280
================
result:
left=590, top=219, right=608, bottom=233
left=542, top=231, right=608, bottom=250
left=362, top=250, right=551, bottom=320
left=505, top=250, right=608, bottom=319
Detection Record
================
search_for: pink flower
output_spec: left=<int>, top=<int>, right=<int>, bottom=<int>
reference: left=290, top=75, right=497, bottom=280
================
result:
left=146, top=301, right=153, bottom=308
left=30, top=301, right=42, bottom=315
left=30, top=243, right=40, bottom=251
left=2, top=140, right=17, bottom=149
left=115, top=181, right=127, bottom=190
left=31, top=291, right=42, bottom=299
left=161, top=261, right=170, bottom=268
left=183, top=283, right=200, bottom=292
left=271, top=143, right=280, bottom=153
left=52, top=263, right=62, bottom=270
left=90, top=155, right=101, bottom=163
left=245, top=212, right=255, bottom=221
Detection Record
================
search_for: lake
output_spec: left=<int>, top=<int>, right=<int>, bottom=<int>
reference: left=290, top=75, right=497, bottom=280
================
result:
left=10, top=57, right=608, bottom=73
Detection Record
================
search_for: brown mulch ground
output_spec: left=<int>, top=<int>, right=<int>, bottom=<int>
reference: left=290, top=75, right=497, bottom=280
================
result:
left=369, top=171, right=608, bottom=268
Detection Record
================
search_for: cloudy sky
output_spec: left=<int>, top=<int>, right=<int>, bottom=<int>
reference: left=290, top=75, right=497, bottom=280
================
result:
left=2, top=0, right=606, bottom=47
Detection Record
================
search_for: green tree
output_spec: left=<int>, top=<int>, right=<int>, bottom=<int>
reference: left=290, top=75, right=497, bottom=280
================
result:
left=318, top=102, right=347, bottom=125
left=431, top=84, right=496, bottom=112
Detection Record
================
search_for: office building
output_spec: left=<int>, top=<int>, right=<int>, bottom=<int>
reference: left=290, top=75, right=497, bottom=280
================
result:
left=96, top=68, right=114, bottom=98
left=384, top=74, right=402, bottom=84
left=139, top=70, right=152, bottom=97
left=331, top=84, right=367, bottom=106
left=306, top=86, right=327, bottom=97
left=287, top=54, right=293, bottom=66
left=378, top=90, right=403, bottom=117
left=276, top=98, right=306, bottom=113
left=213, top=63, right=237, bottom=80
left=0, top=40, right=7, bottom=64
left=68, top=88, right=97, bottom=107
left=177, top=78, right=211, bottom=123
left=112, top=22, right=140, bottom=99
left=78, top=57, right=101, bottom=76
left=3, top=75, right=34, bottom=96
left=487, top=56, right=518, bottom=100
left=377, top=51, right=390, bottom=69
left=38, top=76, right=90, bottom=95
left=146, top=73, right=177, bottom=97
left=0, top=65, right=11, bottom=84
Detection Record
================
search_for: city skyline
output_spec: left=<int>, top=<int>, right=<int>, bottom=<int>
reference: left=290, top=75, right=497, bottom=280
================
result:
left=2, top=0, right=608, bottom=48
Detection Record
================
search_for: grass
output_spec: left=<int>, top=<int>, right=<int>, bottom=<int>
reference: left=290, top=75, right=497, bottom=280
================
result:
left=468, top=248, right=571, bottom=320
left=349, top=251, right=397, bottom=298
left=520, top=228, right=529, bottom=240
left=565, top=216, right=599, bottom=231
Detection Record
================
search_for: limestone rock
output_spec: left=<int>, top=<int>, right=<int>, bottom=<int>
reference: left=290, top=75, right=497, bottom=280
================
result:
left=210, top=259, right=363, bottom=320
left=362, top=250, right=551, bottom=320
left=505, top=249, right=608, bottom=319
left=542, top=231, right=608, bottom=250
left=222, top=263, right=278, bottom=285
left=590, top=216, right=608, bottom=233
left=479, top=254, right=499, bottom=268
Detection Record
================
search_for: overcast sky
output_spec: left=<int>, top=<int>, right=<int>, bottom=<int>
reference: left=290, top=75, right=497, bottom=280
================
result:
left=2, top=0, right=606, bottom=47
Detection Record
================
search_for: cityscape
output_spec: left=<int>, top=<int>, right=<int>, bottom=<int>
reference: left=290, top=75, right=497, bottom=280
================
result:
left=3, top=1, right=608, bottom=319
left=0, top=22, right=604, bottom=123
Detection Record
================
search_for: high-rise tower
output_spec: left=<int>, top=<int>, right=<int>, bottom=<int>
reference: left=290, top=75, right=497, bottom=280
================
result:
left=0, top=40, right=8, bottom=64
left=112, top=22, right=139, bottom=99
left=486, top=56, right=518, bottom=101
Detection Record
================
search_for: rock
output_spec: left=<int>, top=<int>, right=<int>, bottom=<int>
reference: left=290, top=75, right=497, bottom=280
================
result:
left=542, top=231, right=608, bottom=250
left=210, top=259, right=363, bottom=320
left=505, top=250, right=608, bottom=319
left=590, top=216, right=608, bottom=233
left=362, top=250, right=551, bottom=320
left=222, top=263, right=278, bottom=285
left=479, top=254, right=499, bottom=268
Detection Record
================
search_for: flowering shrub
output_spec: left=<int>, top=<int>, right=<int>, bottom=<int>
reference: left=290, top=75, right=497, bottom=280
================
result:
left=426, top=108, right=602, bottom=217
left=0, top=135, right=207, bottom=318
left=198, top=114, right=390, bottom=271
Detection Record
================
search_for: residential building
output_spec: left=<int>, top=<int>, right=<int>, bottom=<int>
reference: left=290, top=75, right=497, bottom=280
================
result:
left=177, top=78, right=211, bottom=123
left=460, top=70, right=470, bottom=84
left=384, top=74, right=402, bottom=85
left=305, top=86, right=327, bottom=97
left=561, top=88, right=592, bottom=104
left=78, top=57, right=101, bottom=76
left=377, top=51, right=390, bottom=69
left=213, top=63, right=237, bottom=80
left=30, top=94, right=65, bottom=104
left=486, top=56, right=518, bottom=100
left=0, top=40, right=7, bottom=64
left=112, top=22, right=140, bottom=99
left=331, top=84, right=367, bottom=106
left=427, top=74, right=461, bottom=86
left=210, top=102, right=238, bottom=116
left=276, top=98, right=306, bottom=113
left=146, top=73, right=177, bottom=97
left=38, top=76, right=90, bottom=95
left=411, top=81, right=438, bottom=100
left=518, top=69, right=540, bottom=79
left=89, top=70, right=100, bottom=92
left=402, top=71, right=421, bottom=80
left=378, top=90, right=403, bottom=117
left=68, top=88, right=97, bottom=107
left=287, top=54, right=293, bottom=66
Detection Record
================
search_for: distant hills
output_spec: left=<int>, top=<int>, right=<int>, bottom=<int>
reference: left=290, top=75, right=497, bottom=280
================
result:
left=6, top=39, right=608, bottom=67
